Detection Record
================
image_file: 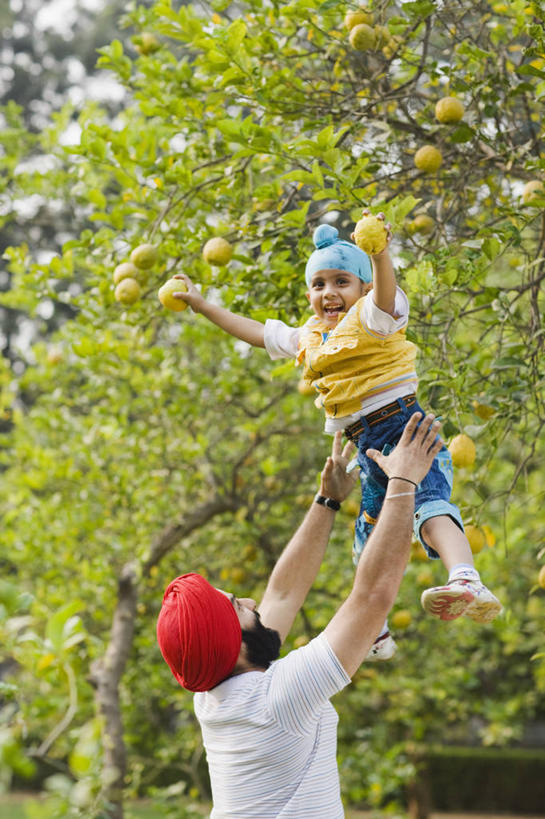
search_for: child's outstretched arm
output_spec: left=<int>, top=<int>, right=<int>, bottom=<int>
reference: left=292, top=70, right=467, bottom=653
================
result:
left=171, top=273, right=265, bottom=348
left=369, top=213, right=397, bottom=317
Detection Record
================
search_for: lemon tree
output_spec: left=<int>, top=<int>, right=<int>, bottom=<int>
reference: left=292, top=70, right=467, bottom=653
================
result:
left=2, top=0, right=545, bottom=816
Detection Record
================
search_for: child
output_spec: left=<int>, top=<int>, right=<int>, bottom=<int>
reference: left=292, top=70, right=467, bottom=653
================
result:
left=172, top=216, right=502, bottom=660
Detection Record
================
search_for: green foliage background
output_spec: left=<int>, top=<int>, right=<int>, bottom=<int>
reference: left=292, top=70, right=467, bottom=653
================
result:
left=1, top=0, right=545, bottom=816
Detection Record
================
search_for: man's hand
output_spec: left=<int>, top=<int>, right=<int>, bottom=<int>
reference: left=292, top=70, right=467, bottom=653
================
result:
left=366, top=413, right=443, bottom=485
left=171, top=273, right=206, bottom=313
left=320, top=431, right=358, bottom=503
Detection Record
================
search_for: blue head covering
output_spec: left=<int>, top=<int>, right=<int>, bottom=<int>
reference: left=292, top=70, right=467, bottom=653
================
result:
left=304, top=224, right=372, bottom=287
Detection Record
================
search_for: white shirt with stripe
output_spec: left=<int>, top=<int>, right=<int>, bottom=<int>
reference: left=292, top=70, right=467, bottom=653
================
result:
left=264, top=287, right=418, bottom=433
left=194, top=633, right=351, bottom=818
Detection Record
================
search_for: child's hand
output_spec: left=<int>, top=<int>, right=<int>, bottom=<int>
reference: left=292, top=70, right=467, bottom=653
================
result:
left=171, top=274, right=205, bottom=313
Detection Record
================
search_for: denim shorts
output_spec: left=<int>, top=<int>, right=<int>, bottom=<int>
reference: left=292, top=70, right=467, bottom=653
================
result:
left=351, top=396, right=464, bottom=562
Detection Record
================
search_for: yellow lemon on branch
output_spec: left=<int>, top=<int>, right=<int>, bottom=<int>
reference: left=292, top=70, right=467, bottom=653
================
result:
left=448, top=433, right=476, bottom=468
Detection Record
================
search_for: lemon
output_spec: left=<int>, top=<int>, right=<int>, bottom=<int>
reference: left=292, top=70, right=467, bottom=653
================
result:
left=344, top=8, right=372, bottom=30
left=46, top=346, right=63, bottom=365
left=353, top=214, right=388, bottom=254
left=158, top=279, right=188, bottom=312
left=383, top=34, right=403, bottom=57
left=538, top=565, right=545, bottom=589
left=448, top=433, right=476, bottom=468
left=391, top=609, right=412, bottom=629
left=242, top=544, right=258, bottom=561
left=113, top=262, right=139, bottom=285
left=373, top=25, right=390, bottom=49
left=202, top=237, right=233, bottom=265
left=114, top=278, right=141, bottom=305
left=382, top=40, right=396, bottom=59
left=414, top=145, right=443, bottom=173
left=136, top=32, right=160, bottom=55
left=526, top=597, right=541, bottom=617
left=293, top=635, right=309, bottom=648
left=465, top=524, right=486, bottom=555
left=349, top=23, right=376, bottom=50
left=416, top=568, right=434, bottom=587
left=482, top=525, right=496, bottom=549
left=411, top=540, right=428, bottom=561
left=230, top=567, right=247, bottom=584
left=472, top=401, right=496, bottom=420
left=344, top=498, right=361, bottom=517
left=411, top=214, right=435, bottom=234
left=522, top=179, right=544, bottom=205
left=130, top=243, right=158, bottom=269
left=435, top=96, right=464, bottom=123
left=297, top=378, right=315, bottom=396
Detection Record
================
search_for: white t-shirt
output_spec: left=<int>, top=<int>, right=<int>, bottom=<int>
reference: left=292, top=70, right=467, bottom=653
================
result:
left=264, top=287, right=418, bottom=432
left=194, top=633, right=351, bottom=818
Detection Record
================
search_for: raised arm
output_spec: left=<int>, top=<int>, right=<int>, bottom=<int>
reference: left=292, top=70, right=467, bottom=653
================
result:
left=353, top=211, right=397, bottom=316
left=171, top=273, right=266, bottom=348
left=324, top=414, right=443, bottom=677
left=371, top=240, right=396, bottom=317
left=258, top=433, right=357, bottom=643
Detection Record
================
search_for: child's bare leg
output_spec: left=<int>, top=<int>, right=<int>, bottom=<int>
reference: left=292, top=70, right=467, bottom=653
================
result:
left=420, top=514, right=473, bottom=572
left=419, top=514, right=502, bottom=623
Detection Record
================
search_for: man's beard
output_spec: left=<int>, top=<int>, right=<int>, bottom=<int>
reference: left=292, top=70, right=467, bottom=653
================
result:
left=241, top=612, right=281, bottom=669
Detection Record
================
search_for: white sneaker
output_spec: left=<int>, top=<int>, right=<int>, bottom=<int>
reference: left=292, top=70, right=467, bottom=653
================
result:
left=464, top=582, right=503, bottom=623
left=421, top=578, right=502, bottom=623
left=365, top=632, right=397, bottom=662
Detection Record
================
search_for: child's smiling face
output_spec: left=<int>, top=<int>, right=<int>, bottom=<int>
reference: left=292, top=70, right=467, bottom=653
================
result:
left=306, top=268, right=366, bottom=328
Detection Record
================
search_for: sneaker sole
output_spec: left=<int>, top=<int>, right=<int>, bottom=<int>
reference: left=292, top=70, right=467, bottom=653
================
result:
left=464, top=597, right=503, bottom=624
left=421, top=586, right=474, bottom=620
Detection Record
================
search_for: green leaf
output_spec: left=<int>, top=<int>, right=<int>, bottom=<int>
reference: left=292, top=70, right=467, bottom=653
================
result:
left=381, top=195, right=421, bottom=228
left=492, top=357, right=526, bottom=369
left=46, top=601, right=83, bottom=655
left=226, top=19, right=247, bottom=51
left=516, top=63, right=545, bottom=79
left=450, top=123, right=475, bottom=143
left=482, top=237, right=501, bottom=260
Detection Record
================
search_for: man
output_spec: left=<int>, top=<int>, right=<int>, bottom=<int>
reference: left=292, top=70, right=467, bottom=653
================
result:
left=157, top=413, right=443, bottom=818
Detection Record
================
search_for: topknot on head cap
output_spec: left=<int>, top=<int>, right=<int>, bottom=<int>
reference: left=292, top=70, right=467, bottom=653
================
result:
left=305, top=223, right=372, bottom=286
left=313, top=224, right=339, bottom=249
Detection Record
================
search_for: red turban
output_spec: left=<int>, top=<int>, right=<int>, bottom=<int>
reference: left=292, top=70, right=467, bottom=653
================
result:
left=156, top=573, right=242, bottom=692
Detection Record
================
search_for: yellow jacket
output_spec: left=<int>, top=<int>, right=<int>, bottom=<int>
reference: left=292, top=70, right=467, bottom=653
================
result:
left=297, top=298, right=418, bottom=419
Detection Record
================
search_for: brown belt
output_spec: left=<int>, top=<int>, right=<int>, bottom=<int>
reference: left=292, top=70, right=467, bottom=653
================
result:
left=344, top=394, right=417, bottom=442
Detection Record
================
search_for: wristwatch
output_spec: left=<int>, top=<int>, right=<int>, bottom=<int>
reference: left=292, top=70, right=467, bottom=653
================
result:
left=314, top=494, right=341, bottom=511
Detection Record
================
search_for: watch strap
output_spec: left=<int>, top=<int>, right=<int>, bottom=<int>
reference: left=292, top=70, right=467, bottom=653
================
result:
left=314, top=493, right=341, bottom=511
